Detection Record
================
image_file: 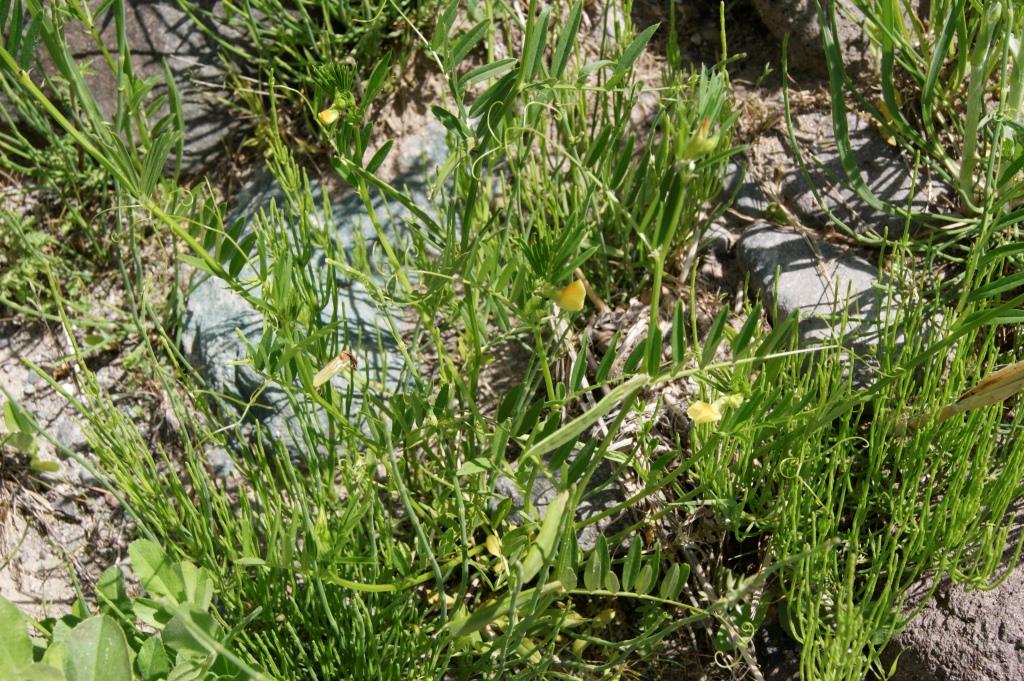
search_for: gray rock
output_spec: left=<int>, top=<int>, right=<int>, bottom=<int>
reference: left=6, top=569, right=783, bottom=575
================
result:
left=703, top=222, right=737, bottom=258
left=736, top=223, right=896, bottom=383
left=754, top=612, right=801, bottom=681
left=752, top=0, right=875, bottom=80
left=52, top=414, right=87, bottom=453
left=751, top=111, right=944, bottom=237
left=204, top=445, right=235, bottom=478
left=722, top=159, right=771, bottom=224
left=886, top=565, right=1024, bottom=681
left=9, top=0, right=241, bottom=173
left=494, top=457, right=622, bottom=553
left=181, top=123, right=449, bottom=452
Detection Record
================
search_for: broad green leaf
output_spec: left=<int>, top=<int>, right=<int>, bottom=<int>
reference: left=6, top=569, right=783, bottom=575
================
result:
left=0, top=595, right=32, bottom=676
left=362, top=53, right=392, bottom=107
left=64, top=615, right=132, bottom=681
left=447, top=581, right=564, bottom=640
left=603, top=570, right=620, bottom=593
left=456, top=457, right=491, bottom=476
left=129, top=540, right=185, bottom=604
left=41, top=640, right=66, bottom=671
left=594, top=331, right=621, bottom=385
left=557, top=563, right=577, bottom=592
left=653, top=169, right=686, bottom=252
left=623, top=338, right=648, bottom=375
left=521, top=7, right=550, bottom=81
left=431, top=105, right=468, bottom=139
left=431, top=0, right=459, bottom=49
left=365, top=140, right=393, bottom=174
left=136, top=637, right=171, bottom=681
left=7, top=431, right=37, bottom=454
left=658, top=562, right=690, bottom=601
left=96, top=566, right=130, bottom=612
left=165, top=649, right=210, bottom=681
left=29, top=457, right=59, bottom=473
left=595, top=535, right=610, bottom=588
left=468, top=68, right=519, bottom=118
left=578, top=59, right=614, bottom=81
left=583, top=545, right=602, bottom=592
left=12, top=663, right=64, bottom=680
left=178, top=562, right=213, bottom=612
left=162, top=607, right=223, bottom=657
left=3, top=397, right=36, bottom=434
left=731, top=303, right=761, bottom=358
left=569, top=340, right=588, bottom=392
left=633, top=563, right=654, bottom=595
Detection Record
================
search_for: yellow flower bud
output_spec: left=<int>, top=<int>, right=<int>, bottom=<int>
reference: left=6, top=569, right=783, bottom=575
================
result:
left=555, top=280, right=586, bottom=312
left=713, top=393, right=744, bottom=410
left=485, top=534, right=502, bottom=558
left=680, top=117, right=720, bottom=159
left=318, top=108, right=340, bottom=125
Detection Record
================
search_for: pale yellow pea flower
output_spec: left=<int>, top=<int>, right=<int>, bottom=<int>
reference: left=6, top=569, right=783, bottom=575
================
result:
left=687, top=400, right=722, bottom=424
left=687, top=393, right=744, bottom=425
left=555, top=280, right=586, bottom=312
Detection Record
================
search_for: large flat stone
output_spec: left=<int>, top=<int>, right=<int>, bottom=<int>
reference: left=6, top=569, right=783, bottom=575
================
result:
left=8, top=0, right=241, bottom=173
left=736, top=223, right=897, bottom=382
left=750, top=111, right=945, bottom=237
left=181, top=124, right=448, bottom=452
left=886, top=563, right=1024, bottom=681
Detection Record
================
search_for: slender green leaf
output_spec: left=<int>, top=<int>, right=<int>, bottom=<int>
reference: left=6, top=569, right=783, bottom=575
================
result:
left=451, top=20, right=489, bottom=64
left=552, top=1, right=583, bottom=78
left=462, top=58, right=518, bottom=89
left=701, top=306, right=730, bottom=367
left=622, top=536, right=642, bottom=591
left=606, top=23, right=659, bottom=89
left=520, top=490, right=571, bottom=584
left=522, top=373, right=649, bottom=460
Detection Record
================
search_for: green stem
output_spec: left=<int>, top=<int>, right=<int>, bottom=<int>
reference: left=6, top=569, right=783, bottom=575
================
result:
left=645, top=254, right=665, bottom=375
left=534, top=325, right=557, bottom=403
left=959, top=2, right=1002, bottom=203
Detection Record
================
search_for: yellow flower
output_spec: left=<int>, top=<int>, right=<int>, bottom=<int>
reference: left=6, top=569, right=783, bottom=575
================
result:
left=686, top=400, right=722, bottom=424
left=555, top=280, right=586, bottom=312
left=318, top=108, right=340, bottom=125
left=713, top=393, right=744, bottom=410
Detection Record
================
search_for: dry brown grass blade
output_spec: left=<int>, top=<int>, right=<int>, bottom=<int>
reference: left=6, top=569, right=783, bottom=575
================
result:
left=901, top=359, right=1024, bottom=434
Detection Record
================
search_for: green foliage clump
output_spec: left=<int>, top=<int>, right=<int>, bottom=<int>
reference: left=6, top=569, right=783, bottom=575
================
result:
left=0, top=539, right=262, bottom=680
